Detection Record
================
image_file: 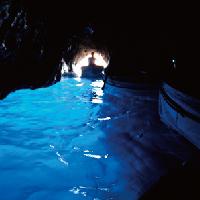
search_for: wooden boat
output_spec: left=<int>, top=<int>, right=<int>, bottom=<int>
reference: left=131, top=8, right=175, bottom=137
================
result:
left=159, top=82, right=200, bottom=149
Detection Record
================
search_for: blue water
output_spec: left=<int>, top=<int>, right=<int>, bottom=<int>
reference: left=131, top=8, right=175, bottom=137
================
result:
left=0, top=77, right=196, bottom=200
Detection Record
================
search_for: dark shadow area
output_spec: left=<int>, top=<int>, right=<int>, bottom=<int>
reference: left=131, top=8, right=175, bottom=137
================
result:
left=1, top=0, right=199, bottom=99
left=140, top=160, right=200, bottom=199
left=97, top=85, right=200, bottom=199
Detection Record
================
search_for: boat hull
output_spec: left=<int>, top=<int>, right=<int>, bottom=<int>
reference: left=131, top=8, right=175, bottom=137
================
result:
left=159, top=83, right=200, bottom=149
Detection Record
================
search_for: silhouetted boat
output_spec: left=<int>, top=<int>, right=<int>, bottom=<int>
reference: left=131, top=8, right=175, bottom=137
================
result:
left=81, top=65, right=104, bottom=79
left=105, top=76, right=159, bottom=90
left=159, top=83, right=200, bottom=149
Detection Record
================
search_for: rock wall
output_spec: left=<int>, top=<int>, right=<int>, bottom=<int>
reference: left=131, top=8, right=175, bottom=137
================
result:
left=0, top=0, right=199, bottom=99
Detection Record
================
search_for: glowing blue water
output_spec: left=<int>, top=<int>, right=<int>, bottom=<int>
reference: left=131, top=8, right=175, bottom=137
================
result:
left=0, top=77, right=196, bottom=200
left=0, top=77, right=115, bottom=199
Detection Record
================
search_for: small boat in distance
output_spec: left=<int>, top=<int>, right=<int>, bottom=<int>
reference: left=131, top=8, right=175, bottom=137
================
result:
left=62, top=52, right=105, bottom=79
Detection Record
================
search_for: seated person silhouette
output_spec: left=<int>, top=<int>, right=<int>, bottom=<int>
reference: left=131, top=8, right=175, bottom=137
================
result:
left=81, top=52, right=104, bottom=79
left=88, top=52, right=96, bottom=66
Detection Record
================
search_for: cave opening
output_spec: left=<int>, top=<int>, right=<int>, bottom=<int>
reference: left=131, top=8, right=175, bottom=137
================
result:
left=61, top=48, right=109, bottom=77
left=61, top=25, right=110, bottom=78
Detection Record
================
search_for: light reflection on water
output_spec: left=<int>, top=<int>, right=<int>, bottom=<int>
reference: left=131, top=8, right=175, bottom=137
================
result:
left=0, top=77, right=123, bottom=200
left=0, top=77, right=193, bottom=200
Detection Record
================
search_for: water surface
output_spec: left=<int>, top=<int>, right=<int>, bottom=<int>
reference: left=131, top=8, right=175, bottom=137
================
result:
left=0, top=77, right=198, bottom=200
